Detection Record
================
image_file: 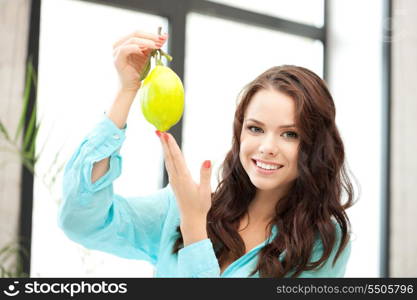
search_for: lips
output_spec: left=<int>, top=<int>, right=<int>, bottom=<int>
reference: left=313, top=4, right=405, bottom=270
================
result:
left=251, top=159, right=283, bottom=168
left=251, top=159, right=283, bottom=174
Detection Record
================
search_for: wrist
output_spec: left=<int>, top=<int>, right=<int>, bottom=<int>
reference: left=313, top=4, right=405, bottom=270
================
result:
left=180, top=215, right=207, bottom=228
left=114, top=88, right=138, bottom=106
left=118, top=87, right=139, bottom=97
left=180, top=219, right=207, bottom=247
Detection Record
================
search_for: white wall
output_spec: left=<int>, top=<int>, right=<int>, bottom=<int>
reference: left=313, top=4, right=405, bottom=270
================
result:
left=391, top=0, right=417, bottom=277
left=327, top=0, right=384, bottom=277
left=0, top=0, right=30, bottom=275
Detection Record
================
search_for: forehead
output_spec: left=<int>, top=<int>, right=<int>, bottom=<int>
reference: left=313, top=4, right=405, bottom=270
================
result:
left=244, top=88, right=296, bottom=123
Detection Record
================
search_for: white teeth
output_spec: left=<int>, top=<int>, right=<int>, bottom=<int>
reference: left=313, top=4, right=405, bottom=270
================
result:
left=255, top=160, right=280, bottom=170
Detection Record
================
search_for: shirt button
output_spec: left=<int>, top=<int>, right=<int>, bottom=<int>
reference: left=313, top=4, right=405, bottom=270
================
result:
left=113, top=134, right=120, bottom=140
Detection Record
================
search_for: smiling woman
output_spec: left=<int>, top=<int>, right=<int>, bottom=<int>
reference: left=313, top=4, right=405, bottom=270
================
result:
left=58, top=30, right=355, bottom=277
left=170, top=65, right=355, bottom=277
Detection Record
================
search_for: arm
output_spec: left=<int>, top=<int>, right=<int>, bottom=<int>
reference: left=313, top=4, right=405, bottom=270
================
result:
left=177, top=238, right=221, bottom=277
left=180, top=218, right=208, bottom=247
left=58, top=115, right=173, bottom=264
left=156, top=133, right=221, bottom=277
left=91, top=88, right=136, bottom=184
left=92, top=29, right=167, bottom=184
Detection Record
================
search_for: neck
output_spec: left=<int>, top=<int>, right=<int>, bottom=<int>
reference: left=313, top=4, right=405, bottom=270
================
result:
left=246, top=185, right=292, bottom=224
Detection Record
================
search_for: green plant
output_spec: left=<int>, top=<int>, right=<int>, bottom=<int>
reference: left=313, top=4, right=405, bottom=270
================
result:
left=0, top=56, right=38, bottom=172
left=0, top=56, right=65, bottom=277
left=0, top=239, right=29, bottom=278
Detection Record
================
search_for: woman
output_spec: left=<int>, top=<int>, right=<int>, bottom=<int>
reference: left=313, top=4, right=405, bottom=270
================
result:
left=59, top=30, right=355, bottom=278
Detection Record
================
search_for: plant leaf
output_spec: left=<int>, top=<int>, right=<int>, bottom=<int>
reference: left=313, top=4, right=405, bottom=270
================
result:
left=0, top=120, right=11, bottom=141
left=34, top=115, right=52, bottom=163
left=22, top=101, right=37, bottom=154
left=29, top=122, right=40, bottom=163
left=14, top=57, right=33, bottom=143
left=139, top=55, right=152, bottom=81
left=0, top=242, right=19, bottom=258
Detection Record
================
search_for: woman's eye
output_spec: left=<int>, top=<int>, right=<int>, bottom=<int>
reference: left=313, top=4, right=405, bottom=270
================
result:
left=282, top=131, right=298, bottom=139
left=247, top=126, right=263, bottom=133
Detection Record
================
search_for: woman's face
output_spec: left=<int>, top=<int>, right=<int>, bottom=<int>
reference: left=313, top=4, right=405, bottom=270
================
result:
left=239, top=88, right=300, bottom=194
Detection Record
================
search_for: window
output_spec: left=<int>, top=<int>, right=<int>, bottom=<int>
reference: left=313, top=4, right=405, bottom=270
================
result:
left=208, top=0, right=324, bottom=27
left=183, top=12, right=323, bottom=185
left=31, top=0, right=386, bottom=278
left=33, top=0, right=167, bottom=277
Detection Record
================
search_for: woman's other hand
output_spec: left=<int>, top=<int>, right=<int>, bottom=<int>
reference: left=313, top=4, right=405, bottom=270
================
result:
left=156, top=131, right=213, bottom=229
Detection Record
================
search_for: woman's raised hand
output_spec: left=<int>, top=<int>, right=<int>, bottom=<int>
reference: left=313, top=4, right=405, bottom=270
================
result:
left=156, top=131, right=213, bottom=227
left=112, top=30, right=168, bottom=92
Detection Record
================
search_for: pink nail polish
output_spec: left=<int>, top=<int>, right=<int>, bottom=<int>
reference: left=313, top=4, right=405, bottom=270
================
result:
left=163, top=132, right=169, bottom=142
left=155, top=130, right=161, bottom=137
left=203, top=160, right=211, bottom=169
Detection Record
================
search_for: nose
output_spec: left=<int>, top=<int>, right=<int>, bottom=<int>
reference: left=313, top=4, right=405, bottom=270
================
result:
left=258, top=133, right=279, bottom=157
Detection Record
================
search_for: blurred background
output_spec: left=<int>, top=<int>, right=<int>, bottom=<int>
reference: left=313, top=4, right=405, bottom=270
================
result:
left=0, top=0, right=415, bottom=278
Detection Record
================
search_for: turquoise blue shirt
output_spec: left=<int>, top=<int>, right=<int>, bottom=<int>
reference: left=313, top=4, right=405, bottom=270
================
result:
left=58, top=114, right=351, bottom=278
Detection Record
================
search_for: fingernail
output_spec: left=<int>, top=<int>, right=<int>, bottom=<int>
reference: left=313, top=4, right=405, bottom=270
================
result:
left=155, top=130, right=161, bottom=137
left=163, top=132, right=169, bottom=142
left=203, top=160, right=211, bottom=169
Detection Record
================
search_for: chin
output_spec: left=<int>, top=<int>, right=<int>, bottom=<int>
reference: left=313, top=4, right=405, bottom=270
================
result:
left=249, top=172, right=297, bottom=193
left=249, top=177, right=281, bottom=191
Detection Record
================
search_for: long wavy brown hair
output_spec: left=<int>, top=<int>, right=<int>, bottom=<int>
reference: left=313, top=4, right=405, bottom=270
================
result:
left=172, top=65, right=357, bottom=277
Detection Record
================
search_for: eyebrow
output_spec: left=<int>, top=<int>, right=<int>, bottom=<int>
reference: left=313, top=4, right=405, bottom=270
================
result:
left=245, top=118, right=296, bottom=129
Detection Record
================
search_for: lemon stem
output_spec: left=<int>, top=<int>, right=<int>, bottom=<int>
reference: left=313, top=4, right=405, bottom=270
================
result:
left=155, top=50, right=163, bottom=66
left=139, top=27, right=173, bottom=81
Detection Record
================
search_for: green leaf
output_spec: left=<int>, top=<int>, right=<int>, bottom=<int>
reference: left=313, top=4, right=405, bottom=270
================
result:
left=160, top=49, right=173, bottom=62
left=34, top=116, right=51, bottom=163
left=20, top=156, right=34, bottom=174
left=22, top=101, right=37, bottom=155
left=14, top=57, right=34, bottom=143
left=42, top=140, right=65, bottom=176
left=0, top=120, right=10, bottom=141
left=0, top=240, right=29, bottom=278
left=29, top=121, right=40, bottom=162
left=0, top=265, right=7, bottom=277
left=0, top=244, right=14, bottom=258
left=50, top=161, right=66, bottom=185
left=139, top=55, right=152, bottom=81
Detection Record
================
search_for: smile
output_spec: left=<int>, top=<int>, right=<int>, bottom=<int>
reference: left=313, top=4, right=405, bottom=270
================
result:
left=251, top=159, right=283, bottom=174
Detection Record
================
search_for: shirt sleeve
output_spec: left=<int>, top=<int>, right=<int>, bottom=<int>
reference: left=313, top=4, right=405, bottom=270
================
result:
left=177, top=239, right=221, bottom=277
left=297, top=222, right=352, bottom=278
left=58, top=114, right=172, bottom=265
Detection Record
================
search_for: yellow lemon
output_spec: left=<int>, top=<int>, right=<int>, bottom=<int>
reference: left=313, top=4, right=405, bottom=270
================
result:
left=139, top=65, right=184, bottom=132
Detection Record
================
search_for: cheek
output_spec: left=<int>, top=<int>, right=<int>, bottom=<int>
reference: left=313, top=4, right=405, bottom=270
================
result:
left=239, top=138, right=254, bottom=159
left=286, top=145, right=299, bottom=171
left=239, top=143, right=248, bottom=163
left=282, top=142, right=299, bottom=158
left=239, top=139, right=253, bottom=167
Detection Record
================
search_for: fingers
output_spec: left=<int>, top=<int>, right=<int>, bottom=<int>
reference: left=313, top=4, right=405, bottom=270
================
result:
left=113, top=38, right=161, bottom=57
left=122, top=37, right=161, bottom=49
left=112, top=30, right=169, bottom=69
left=113, top=44, right=143, bottom=65
left=157, top=131, right=177, bottom=178
left=163, top=132, right=191, bottom=178
left=157, top=131, right=191, bottom=180
left=113, top=30, right=168, bottom=49
left=200, top=160, right=212, bottom=191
